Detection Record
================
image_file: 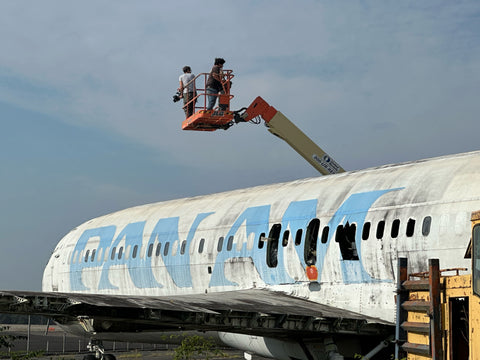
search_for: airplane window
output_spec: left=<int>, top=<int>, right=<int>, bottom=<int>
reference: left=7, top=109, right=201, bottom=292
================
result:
left=362, top=222, right=371, bottom=240
left=267, top=224, right=281, bottom=268
left=199, top=238, right=205, bottom=253
left=217, top=237, right=224, bottom=252
left=118, top=247, right=123, bottom=260
left=391, top=219, right=400, bottom=238
left=282, top=230, right=290, bottom=247
left=295, top=229, right=303, bottom=246
left=336, top=223, right=359, bottom=260
left=321, top=226, right=329, bottom=244
left=85, top=250, right=90, bottom=263
left=91, top=249, right=96, bottom=262
left=376, top=221, right=385, bottom=239
left=422, top=216, right=432, bottom=236
left=111, top=247, right=116, bottom=260
left=148, top=243, right=153, bottom=257
left=258, top=233, right=266, bottom=249
left=406, top=218, right=416, bottom=237
left=132, top=245, right=138, bottom=259
left=304, top=219, right=319, bottom=265
left=163, top=242, right=170, bottom=256
left=180, top=240, right=187, bottom=255
left=155, top=243, right=162, bottom=257
left=227, top=236, right=234, bottom=251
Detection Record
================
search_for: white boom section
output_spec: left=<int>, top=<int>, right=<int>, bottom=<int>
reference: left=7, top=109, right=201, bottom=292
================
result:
left=266, top=110, right=344, bottom=175
left=240, top=96, right=345, bottom=175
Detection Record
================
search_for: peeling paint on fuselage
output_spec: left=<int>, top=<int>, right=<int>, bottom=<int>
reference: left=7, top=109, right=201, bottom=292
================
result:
left=43, top=151, right=480, bottom=323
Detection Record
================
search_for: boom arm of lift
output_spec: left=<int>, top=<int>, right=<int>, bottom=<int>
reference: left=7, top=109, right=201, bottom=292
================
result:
left=234, top=96, right=345, bottom=176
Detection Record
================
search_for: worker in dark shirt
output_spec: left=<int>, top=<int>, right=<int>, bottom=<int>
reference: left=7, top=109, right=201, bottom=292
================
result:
left=205, top=58, right=225, bottom=110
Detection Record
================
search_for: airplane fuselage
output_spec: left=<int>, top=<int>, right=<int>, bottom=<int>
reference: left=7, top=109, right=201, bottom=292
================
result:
left=42, top=151, right=480, bottom=326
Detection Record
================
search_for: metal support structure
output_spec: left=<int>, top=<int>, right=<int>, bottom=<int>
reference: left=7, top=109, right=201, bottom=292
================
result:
left=395, top=257, right=408, bottom=360
left=363, top=335, right=394, bottom=359
left=429, top=259, right=443, bottom=360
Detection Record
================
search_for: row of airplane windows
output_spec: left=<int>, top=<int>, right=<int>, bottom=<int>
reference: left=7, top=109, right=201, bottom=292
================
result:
left=71, top=216, right=432, bottom=265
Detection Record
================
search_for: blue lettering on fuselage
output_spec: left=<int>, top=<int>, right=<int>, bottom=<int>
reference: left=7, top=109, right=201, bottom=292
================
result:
left=71, top=225, right=116, bottom=291
left=317, top=189, right=402, bottom=283
left=69, top=189, right=400, bottom=291
left=209, top=205, right=271, bottom=287
left=148, top=213, right=213, bottom=288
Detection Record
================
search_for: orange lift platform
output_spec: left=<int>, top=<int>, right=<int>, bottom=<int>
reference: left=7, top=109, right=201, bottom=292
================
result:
left=178, top=69, right=345, bottom=176
left=181, top=70, right=236, bottom=131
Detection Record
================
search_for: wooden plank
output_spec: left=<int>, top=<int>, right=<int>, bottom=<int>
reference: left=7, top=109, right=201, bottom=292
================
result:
left=402, top=342, right=431, bottom=356
left=402, top=300, right=430, bottom=312
left=402, top=279, right=430, bottom=291
left=401, top=321, right=430, bottom=334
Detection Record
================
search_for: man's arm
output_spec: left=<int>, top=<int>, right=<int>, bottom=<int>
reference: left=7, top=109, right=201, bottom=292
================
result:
left=178, top=80, right=184, bottom=97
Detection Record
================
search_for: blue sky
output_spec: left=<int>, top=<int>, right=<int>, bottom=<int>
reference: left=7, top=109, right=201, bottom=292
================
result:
left=1, top=1, right=480, bottom=290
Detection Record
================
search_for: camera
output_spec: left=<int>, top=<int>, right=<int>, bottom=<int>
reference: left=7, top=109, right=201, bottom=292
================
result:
left=173, top=91, right=182, bottom=103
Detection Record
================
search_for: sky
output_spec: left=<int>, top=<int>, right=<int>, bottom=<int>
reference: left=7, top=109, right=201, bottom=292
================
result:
left=1, top=1, right=480, bottom=290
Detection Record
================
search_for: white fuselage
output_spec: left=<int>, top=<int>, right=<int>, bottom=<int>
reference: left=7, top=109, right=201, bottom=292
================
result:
left=42, top=151, right=480, bottom=325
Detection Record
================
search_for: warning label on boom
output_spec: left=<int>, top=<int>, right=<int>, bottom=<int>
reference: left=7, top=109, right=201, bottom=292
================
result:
left=312, top=154, right=341, bottom=174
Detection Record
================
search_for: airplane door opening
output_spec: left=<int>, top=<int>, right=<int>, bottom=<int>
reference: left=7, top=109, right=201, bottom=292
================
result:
left=305, top=219, right=320, bottom=265
left=267, top=224, right=281, bottom=268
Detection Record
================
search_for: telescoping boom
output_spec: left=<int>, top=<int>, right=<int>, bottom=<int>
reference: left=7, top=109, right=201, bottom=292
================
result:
left=180, top=70, right=344, bottom=176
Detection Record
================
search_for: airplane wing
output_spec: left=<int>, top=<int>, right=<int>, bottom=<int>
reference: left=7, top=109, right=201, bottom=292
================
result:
left=0, top=289, right=390, bottom=339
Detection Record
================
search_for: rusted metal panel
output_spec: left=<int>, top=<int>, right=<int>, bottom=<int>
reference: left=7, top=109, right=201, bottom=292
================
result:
left=396, top=257, right=408, bottom=360
left=403, top=279, right=430, bottom=291
left=471, top=210, right=480, bottom=222
left=444, top=274, right=471, bottom=291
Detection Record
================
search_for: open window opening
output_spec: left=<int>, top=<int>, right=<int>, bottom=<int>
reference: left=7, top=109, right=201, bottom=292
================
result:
left=304, top=218, right=319, bottom=265
left=294, top=229, right=303, bottom=246
left=266, top=224, right=281, bottom=268
left=321, top=226, right=329, bottom=244
left=336, top=222, right=359, bottom=260
left=258, top=232, right=266, bottom=249
left=391, top=219, right=400, bottom=238
left=282, top=230, right=290, bottom=247
left=406, top=218, right=416, bottom=237
left=376, top=220, right=385, bottom=239
left=362, top=222, right=371, bottom=240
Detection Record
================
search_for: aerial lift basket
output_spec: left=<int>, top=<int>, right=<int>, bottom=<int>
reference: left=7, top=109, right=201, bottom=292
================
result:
left=181, top=70, right=235, bottom=131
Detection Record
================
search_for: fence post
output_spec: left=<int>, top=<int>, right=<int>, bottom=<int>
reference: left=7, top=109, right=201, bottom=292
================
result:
left=27, top=315, right=31, bottom=353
